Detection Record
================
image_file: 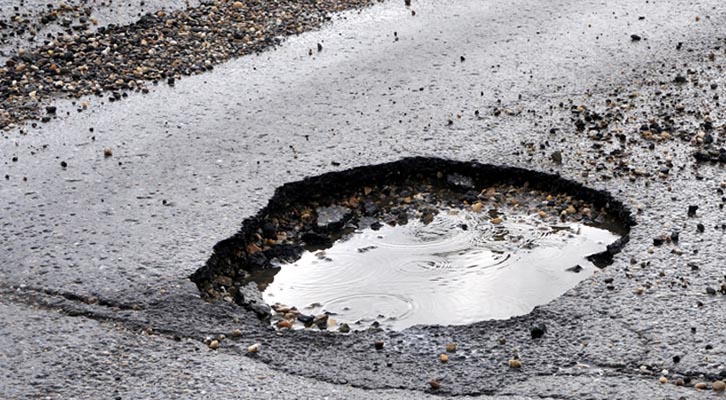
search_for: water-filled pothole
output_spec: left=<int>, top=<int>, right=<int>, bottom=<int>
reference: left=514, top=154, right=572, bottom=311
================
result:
left=190, top=158, right=633, bottom=332
left=262, top=208, right=618, bottom=331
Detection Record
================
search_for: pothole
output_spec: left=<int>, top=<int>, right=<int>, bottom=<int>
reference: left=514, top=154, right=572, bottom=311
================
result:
left=190, top=157, right=634, bottom=332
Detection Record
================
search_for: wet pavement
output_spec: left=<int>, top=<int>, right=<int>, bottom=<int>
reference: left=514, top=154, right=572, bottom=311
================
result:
left=2, top=0, right=726, bottom=398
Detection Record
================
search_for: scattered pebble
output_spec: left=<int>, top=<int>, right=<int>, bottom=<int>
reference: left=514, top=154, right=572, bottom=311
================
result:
left=0, top=0, right=378, bottom=128
left=247, top=343, right=261, bottom=354
left=529, top=322, right=547, bottom=339
left=276, top=319, right=293, bottom=329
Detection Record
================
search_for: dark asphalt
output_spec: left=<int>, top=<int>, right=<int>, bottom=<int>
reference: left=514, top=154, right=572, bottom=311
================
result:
left=2, top=0, right=726, bottom=398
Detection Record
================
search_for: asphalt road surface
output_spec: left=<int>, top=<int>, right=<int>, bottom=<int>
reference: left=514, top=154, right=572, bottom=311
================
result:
left=2, top=0, right=726, bottom=398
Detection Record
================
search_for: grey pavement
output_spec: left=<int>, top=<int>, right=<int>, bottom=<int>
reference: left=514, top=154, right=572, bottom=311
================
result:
left=2, top=0, right=726, bottom=398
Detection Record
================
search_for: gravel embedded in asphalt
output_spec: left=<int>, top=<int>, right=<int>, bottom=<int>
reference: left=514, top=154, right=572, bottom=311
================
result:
left=0, top=0, right=376, bottom=129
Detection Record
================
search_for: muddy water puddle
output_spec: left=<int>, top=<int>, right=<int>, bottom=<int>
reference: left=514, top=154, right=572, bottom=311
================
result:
left=262, top=208, right=620, bottom=331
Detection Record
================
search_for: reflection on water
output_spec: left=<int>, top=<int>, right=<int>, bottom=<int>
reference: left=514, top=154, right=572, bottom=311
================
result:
left=260, top=209, right=620, bottom=331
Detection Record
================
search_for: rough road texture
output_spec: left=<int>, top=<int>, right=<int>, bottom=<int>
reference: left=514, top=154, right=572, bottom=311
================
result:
left=2, top=0, right=726, bottom=398
left=0, top=0, right=376, bottom=128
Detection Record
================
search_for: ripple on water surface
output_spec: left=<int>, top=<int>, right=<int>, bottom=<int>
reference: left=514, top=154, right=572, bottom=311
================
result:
left=262, top=209, right=620, bottom=331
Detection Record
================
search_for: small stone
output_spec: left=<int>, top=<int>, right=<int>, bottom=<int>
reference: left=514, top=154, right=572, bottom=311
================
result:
left=103, top=147, right=113, bottom=157
left=697, top=223, right=705, bottom=233
left=316, top=205, right=351, bottom=229
left=538, top=210, right=547, bottom=218
left=246, top=243, right=261, bottom=255
left=232, top=1, right=244, bottom=8
left=694, top=382, right=708, bottom=390
left=338, top=323, right=351, bottom=333
left=471, top=202, right=483, bottom=213
left=631, top=34, right=642, bottom=41
left=208, top=339, right=219, bottom=350
left=550, top=151, right=563, bottom=164
left=261, top=222, right=277, bottom=240
left=508, top=358, right=522, bottom=368
left=276, top=319, right=293, bottom=329
left=659, top=376, right=668, bottom=384
left=313, top=314, right=329, bottom=329
left=231, top=329, right=242, bottom=337
left=247, top=343, right=261, bottom=354
left=428, top=379, right=441, bottom=390
left=317, top=43, right=323, bottom=52
left=445, top=342, right=457, bottom=352
left=566, top=205, right=576, bottom=214
left=706, top=287, right=717, bottom=295
left=374, top=341, right=384, bottom=350
left=670, top=231, right=680, bottom=243
left=713, top=381, right=726, bottom=391
left=439, top=353, right=448, bottom=363
left=566, top=265, right=583, bottom=273
left=491, top=217, right=503, bottom=225
left=530, top=322, right=547, bottom=339
left=421, top=213, right=434, bottom=224
left=688, top=205, right=698, bottom=217
left=60, top=161, right=68, bottom=168
left=635, top=286, right=645, bottom=295
left=297, top=314, right=314, bottom=325
left=46, top=105, right=57, bottom=114
left=283, top=312, right=297, bottom=320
